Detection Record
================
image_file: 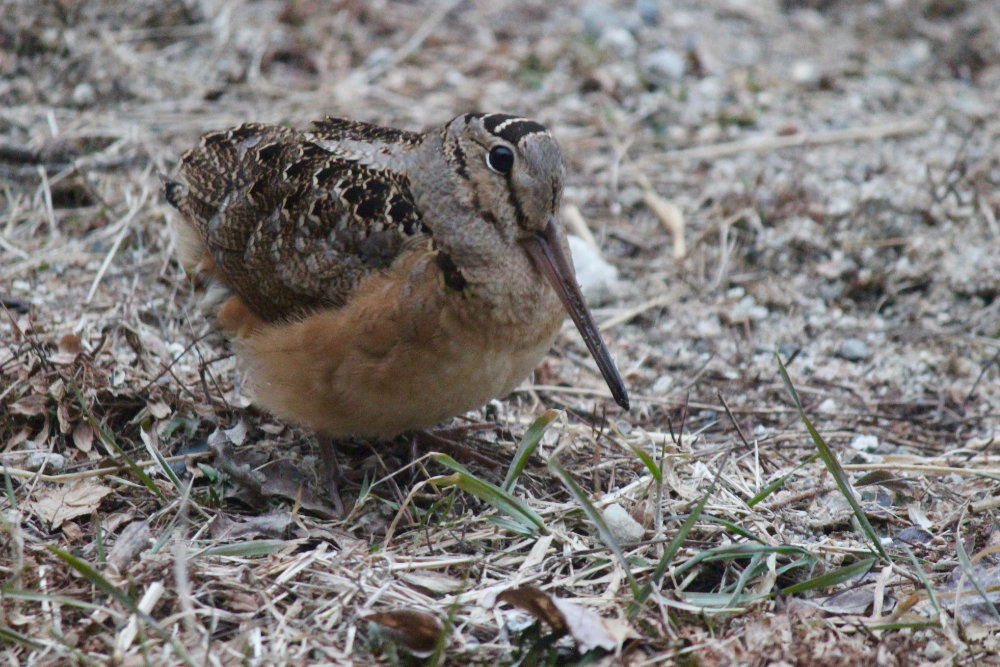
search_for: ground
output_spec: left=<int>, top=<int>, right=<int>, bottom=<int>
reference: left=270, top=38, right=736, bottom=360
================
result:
left=2, top=0, right=1000, bottom=664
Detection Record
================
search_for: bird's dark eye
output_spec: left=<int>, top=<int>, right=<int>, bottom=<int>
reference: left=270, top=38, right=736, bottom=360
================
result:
left=486, top=145, right=514, bottom=174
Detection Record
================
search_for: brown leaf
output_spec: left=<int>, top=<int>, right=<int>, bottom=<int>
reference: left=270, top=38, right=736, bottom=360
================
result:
left=10, top=394, right=49, bottom=417
left=61, top=520, right=84, bottom=542
left=496, top=586, right=567, bottom=631
left=147, top=400, right=171, bottom=420
left=57, top=400, right=74, bottom=434
left=107, top=520, right=152, bottom=572
left=29, top=480, right=113, bottom=529
left=552, top=598, right=637, bottom=652
left=58, top=333, right=81, bottom=355
left=494, top=586, right=638, bottom=653
left=365, top=609, right=443, bottom=657
left=73, top=421, right=94, bottom=453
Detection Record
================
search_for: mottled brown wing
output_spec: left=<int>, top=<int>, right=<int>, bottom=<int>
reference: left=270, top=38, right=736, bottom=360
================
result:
left=166, top=122, right=426, bottom=322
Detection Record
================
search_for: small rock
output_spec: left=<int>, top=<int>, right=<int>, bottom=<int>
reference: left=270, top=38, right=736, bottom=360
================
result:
left=838, top=338, right=869, bottom=361
left=72, top=82, right=96, bottom=106
left=598, top=25, right=637, bottom=59
left=25, top=451, right=67, bottom=473
left=695, top=315, right=722, bottom=337
left=791, top=60, right=820, bottom=86
left=581, top=3, right=629, bottom=40
left=636, top=0, right=661, bottom=25
left=895, top=40, right=931, bottom=73
left=923, top=640, right=945, bottom=661
left=641, top=48, right=686, bottom=84
left=817, top=398, right=839, bottom=414
left=602, top=503, right=644, bottom=543
left=568, top=235, right=620, bottom=306
left=850, top=434, right=879, bottom=452
left=728, top=295, right=768, bottom=322
left=652, top=375, right=673, bottom=393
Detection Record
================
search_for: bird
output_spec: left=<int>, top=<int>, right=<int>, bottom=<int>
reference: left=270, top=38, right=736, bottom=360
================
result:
left=164, top=112, right=629, bottom=509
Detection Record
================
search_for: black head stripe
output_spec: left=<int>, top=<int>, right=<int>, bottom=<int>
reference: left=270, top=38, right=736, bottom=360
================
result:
left=479, top=114, right=549, bottom=145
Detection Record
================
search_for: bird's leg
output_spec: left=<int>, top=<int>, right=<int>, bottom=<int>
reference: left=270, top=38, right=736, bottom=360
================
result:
left=317, top=434, right=345, bottom=516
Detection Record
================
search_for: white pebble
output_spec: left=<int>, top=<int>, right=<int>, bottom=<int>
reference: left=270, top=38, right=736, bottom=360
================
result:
left=602, top=503, right=644, bottom=543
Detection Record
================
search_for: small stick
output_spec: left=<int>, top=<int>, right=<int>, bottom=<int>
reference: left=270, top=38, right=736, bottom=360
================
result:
left=562, top=204, right=600, bottom=252
left=660, top=119, right=928, bottom=163
left=634, top=171, right=685, bottom=259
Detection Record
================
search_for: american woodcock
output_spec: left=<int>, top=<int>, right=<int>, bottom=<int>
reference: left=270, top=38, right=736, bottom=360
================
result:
left=165, top=112, right=629, bottom=502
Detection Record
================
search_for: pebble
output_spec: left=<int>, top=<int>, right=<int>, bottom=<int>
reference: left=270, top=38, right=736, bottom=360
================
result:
left=581, top=3, right=630, bottom=40
left=636, top=0, right=661, bottom=25
left=924, top=640, right=945, bottom=661
left=642, top=48, right=686, bottom=84
left=598, top=26, right=637, bottom=59
left=72, top=82, right=96, bottom=106
left=25, top=451, right=67, bottom=473
left=791, top=60, right=820, bottom=86
left=568, top=234, right=620, bottom=306
left=850, top=434, right=880, bottom=452
left=602, top=503, right=645, bottom=543
left=838, top=338, right=870, bottom=361
left=652, top=375, right=673, bottom=393
left=730, top=295, right=769, bottom=322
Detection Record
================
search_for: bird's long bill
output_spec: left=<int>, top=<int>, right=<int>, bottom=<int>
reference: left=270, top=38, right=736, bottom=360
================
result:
left=523, top=217, right=630, bottom=410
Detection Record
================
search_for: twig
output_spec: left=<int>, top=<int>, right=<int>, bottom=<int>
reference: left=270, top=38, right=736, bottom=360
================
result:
left=562, top=204, right=600, bottom=252
left=366, top=0, right=463, bottom=82
left=633, top=171, right=685, bottom=259
left=86, top=182, right=149, bottom=304
left=661, top=119, right=929, bottom=163
left=599, top=294, right=673, bottom=330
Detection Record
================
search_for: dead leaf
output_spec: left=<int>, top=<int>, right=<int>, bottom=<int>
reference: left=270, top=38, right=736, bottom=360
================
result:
left=552, top=597, right=636, bottom=653
left=207, top=511, right=294, bottom=540
left=495, top=586, right=638, bottom=653
left=496, top=587, right=566, bottom=631
left=29, top=479, right=113, bottom=529
left=365, top=609, right=443, bottom=657
left=73, top=421, right=94, bottom=453
left=57, top=400, right=74, bottom=433
left=58, top=332, right=81, bottom=355
left=813, top=588, right=876, bottom=615
left=61, top=521, right=84, bottom=542
left=107, top=520, right=152, bottom=572
left=10, top=394, right=49, bottom=417
left=147, top=400, right=171, bottom=420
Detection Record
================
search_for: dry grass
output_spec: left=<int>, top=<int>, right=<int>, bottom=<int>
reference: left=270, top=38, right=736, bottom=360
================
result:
left=3, top=0, right=1000, bottom=664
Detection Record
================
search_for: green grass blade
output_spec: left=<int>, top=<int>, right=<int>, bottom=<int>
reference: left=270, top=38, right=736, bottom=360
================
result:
left=782, top=556, right=877, bottom=594
left=955, top=529, right=1000, bottom=623
left=69, top=378, right=166, bottom=503
left=629, top=484, right=712, bottom=619
left=140, top=425, right=185, bottom=494
left=195, top=540, right=287, bottom=558
left=3, top=590, right=114, bottom=613
left=47, top=546, right=195, bottom=666
left=775, top=354, right=889, bottom=561
left=902, top=546, right=941, bottom=618
left=746, top=454, right=818, bottom=507
left=613, top=423, right=662, bottom=483
left=431, top=454, right=545, bottom=533
left=0, top=625, right=44, bottom=650
left=502, top=409, right=560, bottom=492
left=548, top=458, right=640, bottom=597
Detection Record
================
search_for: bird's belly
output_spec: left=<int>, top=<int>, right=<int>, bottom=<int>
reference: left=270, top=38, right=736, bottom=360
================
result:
left=239, top=254, right=563, bottom=437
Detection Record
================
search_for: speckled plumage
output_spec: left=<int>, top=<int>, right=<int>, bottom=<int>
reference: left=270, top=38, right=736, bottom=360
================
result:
left=165, top=113, right=628, bottom=491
